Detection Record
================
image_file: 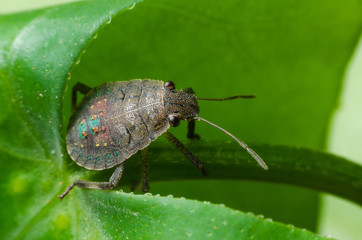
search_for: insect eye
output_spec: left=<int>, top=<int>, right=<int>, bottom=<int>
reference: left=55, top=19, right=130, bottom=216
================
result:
left=168, top=115, right=180, bottom=127
left=164, top=81, right=175, bottom=90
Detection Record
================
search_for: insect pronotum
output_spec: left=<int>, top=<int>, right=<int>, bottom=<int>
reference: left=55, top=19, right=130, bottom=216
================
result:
left=58, top=79, right=267, bottom=199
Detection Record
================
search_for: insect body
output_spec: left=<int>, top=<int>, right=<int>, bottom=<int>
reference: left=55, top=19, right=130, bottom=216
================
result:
left=58, top=79, right=267, bottom=200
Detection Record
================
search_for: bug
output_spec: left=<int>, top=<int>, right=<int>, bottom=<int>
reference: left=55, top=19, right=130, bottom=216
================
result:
left=58, top=79, right=268, bottom=199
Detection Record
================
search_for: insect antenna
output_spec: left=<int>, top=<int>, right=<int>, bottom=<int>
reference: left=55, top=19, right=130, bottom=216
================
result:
left=193, top=117, right=268, bottom=170
left=197, top=95, right=255, bottom=101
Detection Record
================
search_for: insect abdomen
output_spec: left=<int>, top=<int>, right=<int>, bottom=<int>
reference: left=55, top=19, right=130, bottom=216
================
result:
left=67, top=79, right=170, bottom=170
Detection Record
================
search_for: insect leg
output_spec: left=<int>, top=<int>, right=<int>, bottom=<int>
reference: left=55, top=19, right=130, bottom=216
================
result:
left=187, top=119, right=200, bottom=140
left=57, top=164, right=125, bottom=200
left=183, top=87, right=196, bottom=95
left=163, top=131, right=207, bottom=176
left=72, top=82, right=92, bottom=111
left=182, top=88, right=201, bottom=140
left=141, top=148, right=150, bottom=192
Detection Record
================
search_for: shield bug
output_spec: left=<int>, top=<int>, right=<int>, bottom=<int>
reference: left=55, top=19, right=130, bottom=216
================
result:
left=58, top=79, right=268, bottom=199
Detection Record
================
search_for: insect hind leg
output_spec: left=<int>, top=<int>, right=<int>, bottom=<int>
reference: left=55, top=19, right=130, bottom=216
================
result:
left=72, top=82, right=92, bottom=111
left=141, top=148, right=150, bottom=192
left=58, top=164, right=125, bottom=200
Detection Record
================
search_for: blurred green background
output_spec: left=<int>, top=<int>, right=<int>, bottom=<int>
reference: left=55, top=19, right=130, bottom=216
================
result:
left=1, top=1, right=361, bottom=239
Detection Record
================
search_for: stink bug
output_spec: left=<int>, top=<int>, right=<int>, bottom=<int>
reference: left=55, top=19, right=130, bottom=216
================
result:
left=58, top=79, right=268, bottom=199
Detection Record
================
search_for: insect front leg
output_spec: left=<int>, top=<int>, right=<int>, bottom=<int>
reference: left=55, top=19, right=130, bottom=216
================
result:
left=141, top=148, right=150, bottom=192
left=183, top=87, right=200, bottom=140
left=187, top=119, right=200, bottom=140
left=163, top=131, right=207, bottom=176
left=71, top=82, right=92, bottom=111
left=58, top=163, right=125, bottom=200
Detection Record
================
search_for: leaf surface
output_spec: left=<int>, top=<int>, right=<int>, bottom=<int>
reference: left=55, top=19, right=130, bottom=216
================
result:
left=0, top=0, right=361, bottom=239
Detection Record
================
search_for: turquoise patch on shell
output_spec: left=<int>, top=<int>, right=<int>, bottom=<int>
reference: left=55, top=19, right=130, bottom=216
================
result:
left=78, top=121, right=87, bottom=139
left=88, top=116, right=100, bottom=134
left=113, top=150, right=120, bottom=157
left=105, top=153, right=112, bottom=162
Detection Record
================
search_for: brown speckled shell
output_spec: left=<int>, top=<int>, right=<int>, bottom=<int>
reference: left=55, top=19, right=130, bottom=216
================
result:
left=66, top=79, right=170, bottom=170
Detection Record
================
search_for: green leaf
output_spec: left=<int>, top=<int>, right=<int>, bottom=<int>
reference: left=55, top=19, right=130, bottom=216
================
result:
left=1, top=0, right=361, bottom=239
left=87, top=141, right=362, bottom=205
left=3, top=138, right=362, bottom=239
left=7, top=189, right=331, bottom=240
left=67, top=0, right=362, bottom=229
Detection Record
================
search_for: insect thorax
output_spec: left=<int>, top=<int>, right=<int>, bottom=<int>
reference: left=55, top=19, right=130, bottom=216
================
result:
left=163, top=89, right=200, bottom=121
